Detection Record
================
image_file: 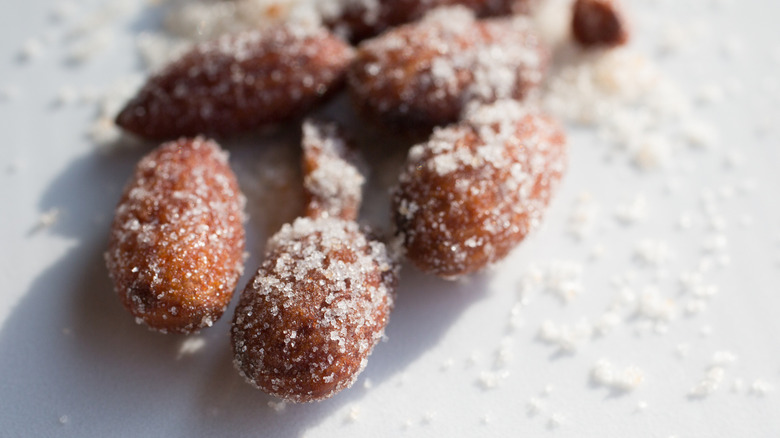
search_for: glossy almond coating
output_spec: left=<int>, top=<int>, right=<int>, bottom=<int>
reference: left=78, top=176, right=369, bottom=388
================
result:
left=301, top=119, right=365, bottom=222
left=323, top=0, right=533, bottom=42
left=348, top=7, right=548, bottom=130
left=231, top=217, right=397, bottom=402
left=572, top=0, right=629, bottom=48
left=392, top=101, right=567, bottom=278
left=116, top=25, right=354, bottom=140
left=106, top=137, right=246, bottom=333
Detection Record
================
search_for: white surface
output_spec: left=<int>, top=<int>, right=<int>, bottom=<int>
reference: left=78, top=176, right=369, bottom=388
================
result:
left=1, top=0, right=780, bottom=437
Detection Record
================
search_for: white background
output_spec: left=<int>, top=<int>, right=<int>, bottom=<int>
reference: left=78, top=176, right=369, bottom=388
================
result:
left=1, top=0, right=779, bottom=436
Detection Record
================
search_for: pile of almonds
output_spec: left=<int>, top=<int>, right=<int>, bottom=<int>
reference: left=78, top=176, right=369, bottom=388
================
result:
left=105, top=0, right=628, bottom=403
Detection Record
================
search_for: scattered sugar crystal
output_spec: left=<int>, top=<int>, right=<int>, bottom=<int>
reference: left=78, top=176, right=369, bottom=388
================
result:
left=547, top=413, right=565, bottom=429
left=593, top=311, right=621, bottom=336
left=723, top=150, right=745, bottom=169
left=749, top=380, right=774, bottom=396
left=634, top=239, right=673, bottom=266
left=59, top=415, right=69, bottom=425
left=506, top=303, right=525, bottom=331
left=176, top=337, right=206, bottom=359
left=88, top=74, right=143, bottom=148
left=634, top=136, right=672, bottom=170
left=421, top=412, right=436, bottom=424
left=685, top=299, right=707, bottom=315
left=679, top=271, right=718, bottom=298
left=683, top=121, right=717, bottom=149
left=19, top=37, right=45, bottom=61
left=268, top=400, right=287, bottom=413
left=614, top=195, right=647, bottom=225
left=695, top=84, right=725, bottom=105
left=675, top=344, right=690, bottom=359
left=637, top=288, right=676, bottom=322
left=589, top=243, right=606, bottom=261
left=712, top=351, right=737, bottom=366
left=567, top=193, right=600, bottom=239
left=689, top=367, right=725, bottom=398
left=362, top=378, right=373, bottom=389
left=709, top=215, right=727, bottom=231
left=537, top=261, right=584, bottom=304
left=440, top=358, right=454, bottom=371
left=658, top=22, right=688, bottom=54
left=732, top=378, right=746, bottom=394
left=543, top=48, right=694, bottom=170
left=480, top=413, right=492, bottom=425
left=526, top=398, right=544, bottom=416
left=702, top=234, right=728, bottom=253
left=494, top=338, right=513, bottom=368
left=34, top=208, right=61, bottom=231
left=477, top=371, right=509, bottom=390
left=542, top=384, right=554, bottom=397
left=636, top=401, right=649, bottom=412
left=68, top=28, right=115, bottom=64
left=346, top=405, right=361, bottom=422
left=699, top=325, right=713, bottom=337
left=591, top=359, right=645, bottom=392
left=54, top=86, right=79, bottom=106
left=538, top=319, right=593, bottom=353
left=663, top=178, right=682, bottom=195
left=677, top=213, right=694, bottom=230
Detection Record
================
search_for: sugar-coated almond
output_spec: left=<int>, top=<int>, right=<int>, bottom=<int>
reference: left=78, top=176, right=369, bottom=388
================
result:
left=106, top=137, right=246, bottom=333
left=323, top=0, right=531, bottom=42
left=348, top=7, right=548, bottom=130
left=116, top=25, right=354, bottom=140
left=231, top=216, right=397, bottom=402
left=392, top=101, right=567, bottom=278
left=301, top=119, right=365, bottom=222
left=572, top=0, right=629, bottom=48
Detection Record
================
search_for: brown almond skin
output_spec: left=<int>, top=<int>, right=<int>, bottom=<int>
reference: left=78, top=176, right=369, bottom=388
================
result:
left=115, top=25, right=354, bottom=140
left=105, top=137, right=246, bottom=333
left=231, top=217, right=397, bottom=402
left=325, top=0, right=533, bottom=42
left=392, top=102, right=567, bottom=278
left=572, top=0, right=629, bottom=48
left=348, top=9, right=548, bottom=131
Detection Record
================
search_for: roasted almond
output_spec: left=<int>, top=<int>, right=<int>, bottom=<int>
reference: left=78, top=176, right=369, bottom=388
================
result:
left=231, top=216, right=396, bottom=402
left=106, top=137, right=246, bottom=333
left=301, top=119, right=366, bottom=222
left=392, top=100, right=567, bottom=278
left=572, top=0, right=630, bottom=48
left=116, top=25, right=354, bottom=140
left=348, top=7, right=548, bottom=130
left=323, top=0, right=530, bottom=42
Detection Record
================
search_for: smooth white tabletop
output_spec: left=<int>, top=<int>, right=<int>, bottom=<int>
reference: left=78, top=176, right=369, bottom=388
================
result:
left=1, top=0, right=779, bottom=436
